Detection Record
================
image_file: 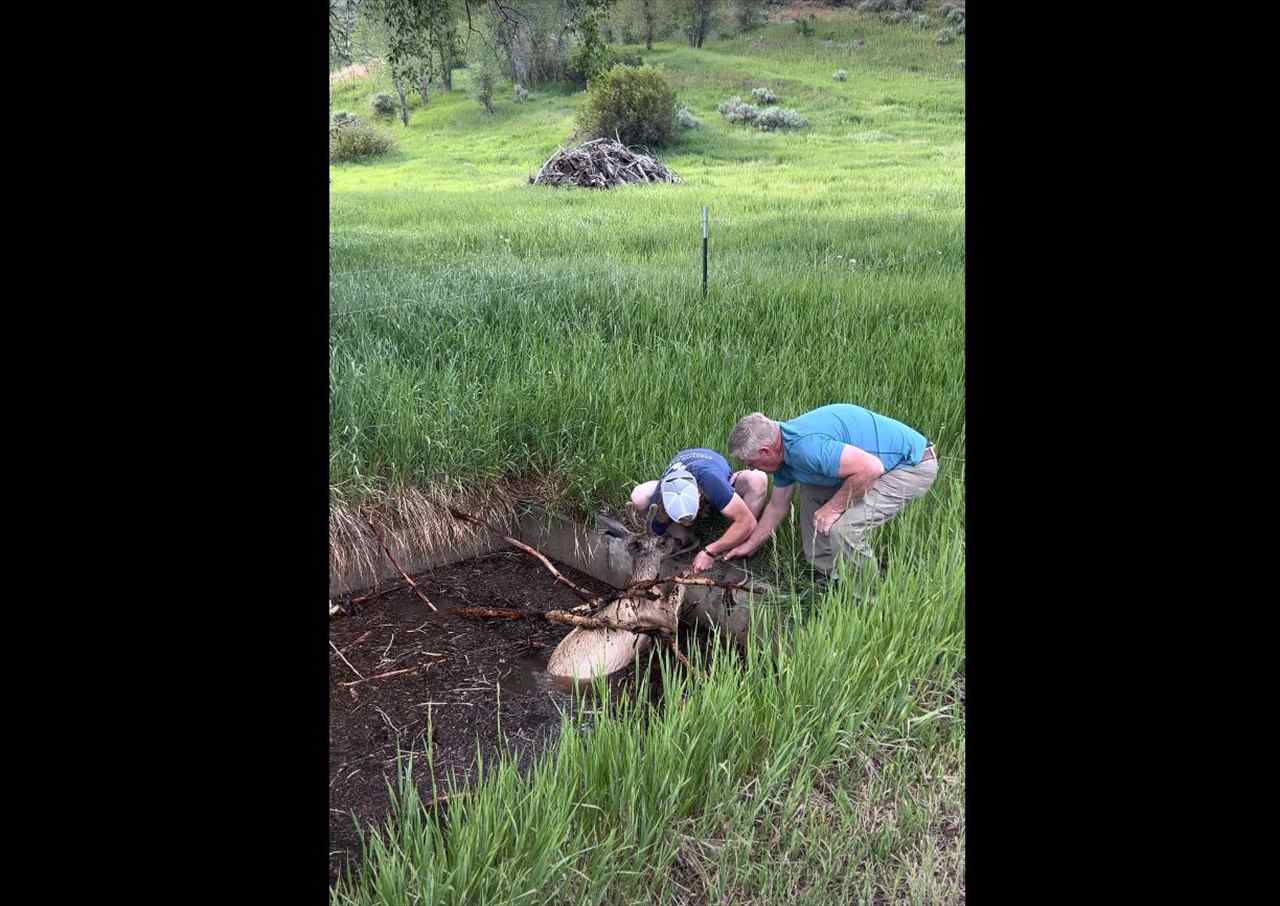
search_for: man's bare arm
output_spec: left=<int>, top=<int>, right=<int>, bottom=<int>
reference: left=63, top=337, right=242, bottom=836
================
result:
left=814, top=444, right=884, bottom=534
left=707, top=495, right=757, bottom=556
left=691, top=495, right=759, bottom=572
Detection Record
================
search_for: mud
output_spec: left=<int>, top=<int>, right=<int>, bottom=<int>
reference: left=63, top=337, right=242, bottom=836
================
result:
left=328, top=550, right=657, bottom=886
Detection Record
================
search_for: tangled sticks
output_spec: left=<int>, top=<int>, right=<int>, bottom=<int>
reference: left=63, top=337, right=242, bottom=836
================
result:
left=444, top=506, right=751, bottom=678
left=529, top=138, right=681, bottom=189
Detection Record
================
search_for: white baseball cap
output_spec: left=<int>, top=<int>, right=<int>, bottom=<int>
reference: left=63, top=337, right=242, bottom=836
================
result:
left=660, top=464, right=701, bottom=525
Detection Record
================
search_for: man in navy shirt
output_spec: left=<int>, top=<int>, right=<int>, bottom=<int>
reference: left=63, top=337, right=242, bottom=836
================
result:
left=724, top=405, right=938, bottom=581
left=629, top=448, right=768, bottom=573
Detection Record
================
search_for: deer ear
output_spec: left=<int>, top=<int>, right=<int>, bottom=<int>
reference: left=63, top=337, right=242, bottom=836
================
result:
left=595, top=512, right=636, bottom=540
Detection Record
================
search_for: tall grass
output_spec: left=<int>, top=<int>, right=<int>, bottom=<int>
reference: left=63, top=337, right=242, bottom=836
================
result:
left=330, top=10, right=964, bottom=515
left=330, top=7, right=964, bottom=902
left=334, top=490, right=964, bottom=903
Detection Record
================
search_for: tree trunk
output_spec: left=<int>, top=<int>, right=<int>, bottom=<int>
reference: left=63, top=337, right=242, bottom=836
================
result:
left=344, top=3, right=356, bottom=64
left=391, top=71, right=409, bottom=126
left=419, top=71, right=429, bottom=105
left=440, top=45, right=453, bottom=91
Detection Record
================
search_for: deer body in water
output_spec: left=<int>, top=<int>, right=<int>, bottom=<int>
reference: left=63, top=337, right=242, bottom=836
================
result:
left=545, top=528, right=685, bottom=681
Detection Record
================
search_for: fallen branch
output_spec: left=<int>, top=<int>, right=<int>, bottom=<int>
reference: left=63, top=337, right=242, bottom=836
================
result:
left=330, top=639, right=365, bottom=681
left=338, top=665, right=420, bottom=687
left=366, top=518, right=438, bottom=612
left=456, top=606, right=526, bottom=621
left=444, top=507, right=598, bottom=604
left=350, top=581, right=408, bottom=605
left=545, top=609, right=672, bottom=637
left=601, top=573, right=751, bottom=602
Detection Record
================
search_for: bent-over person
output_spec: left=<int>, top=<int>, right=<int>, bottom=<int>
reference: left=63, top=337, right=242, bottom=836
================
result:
left=724, top=404, right=937, bottom=584
left=630, top=448, right=768, bottom=574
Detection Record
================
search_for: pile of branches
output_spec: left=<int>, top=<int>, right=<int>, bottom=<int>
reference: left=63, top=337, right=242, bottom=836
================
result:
left=529, top=138, right=681, bottom=189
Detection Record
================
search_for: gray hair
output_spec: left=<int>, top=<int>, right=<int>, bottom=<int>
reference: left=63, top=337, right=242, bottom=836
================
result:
left=727, top=412, right=778, bottom=460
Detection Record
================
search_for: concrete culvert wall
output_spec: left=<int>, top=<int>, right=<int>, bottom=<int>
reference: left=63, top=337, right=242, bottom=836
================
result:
left=330, top=507, right=769, bottom=648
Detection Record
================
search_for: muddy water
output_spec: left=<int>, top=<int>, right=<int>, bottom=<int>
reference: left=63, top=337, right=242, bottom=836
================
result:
left=329, top=552, right=660, bottom=886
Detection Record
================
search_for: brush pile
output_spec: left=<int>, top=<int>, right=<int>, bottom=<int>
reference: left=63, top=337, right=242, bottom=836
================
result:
left=529, top=138, right=681, bottom=189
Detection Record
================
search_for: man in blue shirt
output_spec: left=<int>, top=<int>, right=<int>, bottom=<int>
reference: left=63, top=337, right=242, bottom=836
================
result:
left=629, top=448, right=768, bottom=573
left=724, top=405, right=938, bottom=581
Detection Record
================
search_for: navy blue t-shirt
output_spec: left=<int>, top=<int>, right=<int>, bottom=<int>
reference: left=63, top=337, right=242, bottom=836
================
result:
left=648, top=448, right=736, bottom=518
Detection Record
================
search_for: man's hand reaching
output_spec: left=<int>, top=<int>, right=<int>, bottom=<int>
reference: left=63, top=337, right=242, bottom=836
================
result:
left=692, top=550, right=719, bottom=573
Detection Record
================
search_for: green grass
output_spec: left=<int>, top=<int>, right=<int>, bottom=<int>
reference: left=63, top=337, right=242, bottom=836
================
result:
left=330, top=6, right=963, bottom=903
left=334, top=527, right=965, bottom=904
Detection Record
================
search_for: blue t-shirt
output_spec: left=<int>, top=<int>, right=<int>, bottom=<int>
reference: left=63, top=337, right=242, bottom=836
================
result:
left=773, top=404, right=927, bottom=489
left=649, top=448, right=736, bottom=516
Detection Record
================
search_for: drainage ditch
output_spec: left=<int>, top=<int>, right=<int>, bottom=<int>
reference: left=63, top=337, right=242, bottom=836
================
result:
left=328, top=514, right=769, bottom=885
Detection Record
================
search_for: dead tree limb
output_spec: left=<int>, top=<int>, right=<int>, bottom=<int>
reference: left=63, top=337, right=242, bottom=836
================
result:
left=456, top=606, right=526, bottom=621
left=444, top=507, right=598, bottom=604
left=350, top=582, right=408, bottom=605
left=365, top=518, right=438, bottom=612
left=338, top=666, right=421, bottom=687
left=544, top=609, right=673, bottom=636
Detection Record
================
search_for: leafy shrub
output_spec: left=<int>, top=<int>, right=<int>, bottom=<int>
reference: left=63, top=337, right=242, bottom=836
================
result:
left=793, top=14, right=816, bottom=36
left=577, top=64, right=677, bottom=147
left=882, top=10, right=907, bottom=24
left=901, top=0, right=926, bottom=11
left=954, top=19, right=965, bottom=35
left=676, top=105, right=700, bottom=129
left=755, top=107, right=808, bottom=131
left=857, top=0, right=894, bottom=11
left=947, top=8, right=966, bottom=25
left=936, top=27, right=955, bottom=45
left=833, top=69, right=848, bottom=82
left=718, top=96, right=760, bottom=124
left=751, top=87, right=778, bottom=105
left=329, top=121, right=395, bottom=163
left=514, top=83, right=529, bottom=102
left=913, top=14, right=930, bottom=28
left=332, top=110, right=357, bottom=126
left=369, top=93, right=397, bottom=117
left=957, top=59, right=965, bottom=72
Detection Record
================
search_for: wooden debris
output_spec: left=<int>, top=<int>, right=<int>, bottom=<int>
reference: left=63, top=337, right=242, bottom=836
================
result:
left=530, top=138, right=681, bottom=189
left=456, top=606, right=526, bottom=621
left=365, top=517, right=438, bottom=611
left=445, top=507, right=598, bottom=604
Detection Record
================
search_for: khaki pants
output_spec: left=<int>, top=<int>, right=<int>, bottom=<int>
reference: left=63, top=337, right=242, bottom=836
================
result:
left=795, top=455, right=939, bottom=577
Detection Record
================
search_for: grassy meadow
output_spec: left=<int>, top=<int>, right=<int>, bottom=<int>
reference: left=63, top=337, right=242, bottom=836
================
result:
left=330, top=6, right=964, bottom=903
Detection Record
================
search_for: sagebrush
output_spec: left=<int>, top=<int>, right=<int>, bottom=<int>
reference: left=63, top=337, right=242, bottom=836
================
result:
left=676, top=104, right=700, bottom=129
left=369, top=93, right=397, bottom=117
left=330, top=121, right=395, bottom=163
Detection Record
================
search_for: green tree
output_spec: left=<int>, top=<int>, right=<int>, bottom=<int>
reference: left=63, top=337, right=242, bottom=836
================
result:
left=732, top=0, right=765, bottom=33
left=637, top=0, right=658, bottom=50
left=375, top=0, right=464, bottom=123
left=673, top=0, right=719, bottom=48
